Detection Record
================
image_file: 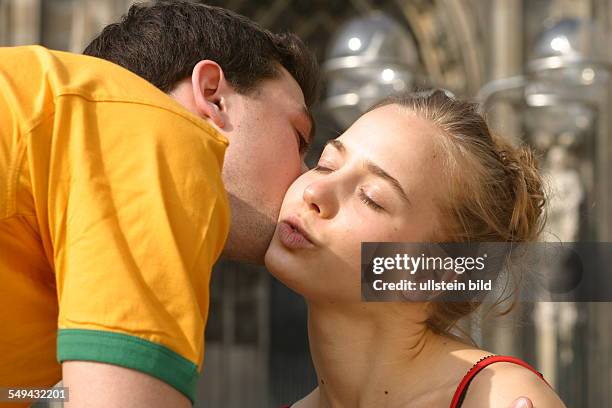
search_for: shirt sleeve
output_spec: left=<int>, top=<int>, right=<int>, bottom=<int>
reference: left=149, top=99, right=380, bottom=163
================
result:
left=41, top=96, right=230, bottom=403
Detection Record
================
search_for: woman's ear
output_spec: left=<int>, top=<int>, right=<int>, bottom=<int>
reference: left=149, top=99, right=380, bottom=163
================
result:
left=191, top=60, right=226, bottom=128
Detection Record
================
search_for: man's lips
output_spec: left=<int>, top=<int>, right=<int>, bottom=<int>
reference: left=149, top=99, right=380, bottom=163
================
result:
left=277, top=216, right=316, bottom=249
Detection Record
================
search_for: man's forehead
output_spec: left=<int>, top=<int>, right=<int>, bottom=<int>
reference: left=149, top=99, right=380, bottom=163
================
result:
left=263, top=65, right=305, bottom=104
left=256, top=66, right=314, bottom=136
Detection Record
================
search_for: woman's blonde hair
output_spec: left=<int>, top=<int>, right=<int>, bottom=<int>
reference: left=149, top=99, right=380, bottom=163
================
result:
left=370, top=90, right=547, bottom=336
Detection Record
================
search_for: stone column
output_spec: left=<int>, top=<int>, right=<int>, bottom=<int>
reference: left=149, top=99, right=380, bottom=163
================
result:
left=10, top=0, right=41, bottom=45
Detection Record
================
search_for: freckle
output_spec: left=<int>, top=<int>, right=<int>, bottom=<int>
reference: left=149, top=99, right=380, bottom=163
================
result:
left=384, top=391, right=389, bottom=395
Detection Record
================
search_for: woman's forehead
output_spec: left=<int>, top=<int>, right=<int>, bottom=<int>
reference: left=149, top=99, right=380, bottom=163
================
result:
left=342, top=105, right=442, bottom=162
left=335, top=107, right=446, bottom=198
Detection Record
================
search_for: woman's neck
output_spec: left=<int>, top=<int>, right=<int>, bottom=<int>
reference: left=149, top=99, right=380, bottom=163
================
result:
left=306, top=301, right=458, bottom=408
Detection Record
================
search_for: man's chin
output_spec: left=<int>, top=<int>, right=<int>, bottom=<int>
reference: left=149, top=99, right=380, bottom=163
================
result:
left=221, top=228, right=275, bottom=265
left=220, top=243, right=266, bottom=265
left=224, top=193, right=278, bottom=264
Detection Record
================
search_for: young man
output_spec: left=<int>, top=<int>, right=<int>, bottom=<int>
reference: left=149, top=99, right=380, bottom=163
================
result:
left=0, top=2, right=317, bottom=407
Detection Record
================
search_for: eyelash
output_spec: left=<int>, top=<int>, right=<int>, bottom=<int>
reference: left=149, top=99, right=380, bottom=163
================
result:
left=359, top=189, right=384, bottom=212
left=313, top=165, right=332, bottom=172
left=312, top=165, right=385, bottom=212
left=297, top=132, right=309, bottom=154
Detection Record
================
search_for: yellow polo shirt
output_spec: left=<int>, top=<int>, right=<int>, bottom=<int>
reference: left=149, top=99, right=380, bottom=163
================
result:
left=0, top=46, right=230, bottom=404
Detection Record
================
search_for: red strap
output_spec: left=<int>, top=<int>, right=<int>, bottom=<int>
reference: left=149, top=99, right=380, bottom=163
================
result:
left=449, top=355, right=549, bottom=408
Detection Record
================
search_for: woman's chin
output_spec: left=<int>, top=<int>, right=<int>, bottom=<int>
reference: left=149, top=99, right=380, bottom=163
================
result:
left=264, top=237, right=292, bottom=278
left=263, top=241, right=279, bottom=276
left=265, top=238, right=309, bottom=292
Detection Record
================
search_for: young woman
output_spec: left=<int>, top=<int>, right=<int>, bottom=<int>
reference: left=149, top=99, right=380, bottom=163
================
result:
left=265, top=90, right=566, bottom=408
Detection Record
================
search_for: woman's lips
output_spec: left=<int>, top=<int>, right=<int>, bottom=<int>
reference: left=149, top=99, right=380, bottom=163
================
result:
left=277, top=220, right=315, bottom=250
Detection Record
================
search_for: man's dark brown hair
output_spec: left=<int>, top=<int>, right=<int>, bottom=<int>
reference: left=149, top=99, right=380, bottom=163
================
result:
left=83, top=0, right=319, bottom=107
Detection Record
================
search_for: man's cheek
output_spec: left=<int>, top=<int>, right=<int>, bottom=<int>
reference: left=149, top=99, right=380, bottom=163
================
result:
left=261, top=168, right=296, bottom=209
left=272, top=160, right=302, bottom=193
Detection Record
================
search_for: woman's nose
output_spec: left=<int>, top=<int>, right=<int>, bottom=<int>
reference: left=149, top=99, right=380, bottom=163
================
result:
left=303, top=179, right=339, bottom=219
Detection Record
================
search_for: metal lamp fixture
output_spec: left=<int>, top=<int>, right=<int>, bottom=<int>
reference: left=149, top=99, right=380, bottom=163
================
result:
left=480, top=18, right=610, bottom=126
left=322, top=12, right=421, bottom=128
left=521, top=18, right=606, bottom=147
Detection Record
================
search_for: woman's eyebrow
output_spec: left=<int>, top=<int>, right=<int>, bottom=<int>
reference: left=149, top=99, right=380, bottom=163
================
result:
left=325, top=139, right=411, bottom=206
left=365, top=161, right=412, bottom=206
left=324, top=138, right=345, bottom=153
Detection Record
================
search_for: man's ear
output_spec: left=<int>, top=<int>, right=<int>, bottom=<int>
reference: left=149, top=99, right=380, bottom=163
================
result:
left=191, top=60, right=226, bottom=128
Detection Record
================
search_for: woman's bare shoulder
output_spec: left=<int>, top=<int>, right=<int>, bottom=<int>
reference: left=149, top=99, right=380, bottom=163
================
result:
left=290, top=387, right=320, bottom=408
left=460, top=362, right=566, bottom=408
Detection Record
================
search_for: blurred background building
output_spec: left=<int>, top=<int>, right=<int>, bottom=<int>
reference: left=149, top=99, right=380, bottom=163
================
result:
left=1, top=0, right=610, bottom=407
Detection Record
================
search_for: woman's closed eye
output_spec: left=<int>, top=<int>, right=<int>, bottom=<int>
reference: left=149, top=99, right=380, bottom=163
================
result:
left=359, top=188, right=384, bottom=212
left=313, top=164, right=334, bottom=172
left=313, top=164, right=386, bottom=212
